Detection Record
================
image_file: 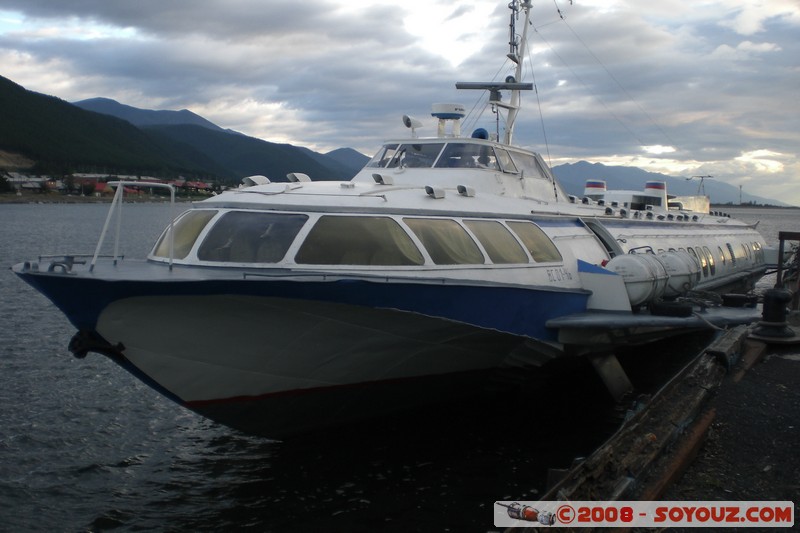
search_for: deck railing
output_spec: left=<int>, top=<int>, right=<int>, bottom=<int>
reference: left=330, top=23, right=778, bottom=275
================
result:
left=89, top=182, right=176, bottom=272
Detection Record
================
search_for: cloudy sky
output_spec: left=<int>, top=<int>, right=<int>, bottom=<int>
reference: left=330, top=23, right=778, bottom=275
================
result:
left=1, top=0, right=798, bottom=204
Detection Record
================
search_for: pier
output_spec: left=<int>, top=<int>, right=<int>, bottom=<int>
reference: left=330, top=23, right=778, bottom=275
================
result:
left=503, top=233, right=800, bottom=531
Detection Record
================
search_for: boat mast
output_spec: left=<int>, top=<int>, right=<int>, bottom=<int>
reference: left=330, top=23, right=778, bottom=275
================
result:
left=505, top=0, right=532, bottom=145
left=455, top=0, right=533, bottom=145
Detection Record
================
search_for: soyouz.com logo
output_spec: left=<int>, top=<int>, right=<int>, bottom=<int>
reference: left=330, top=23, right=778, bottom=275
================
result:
left=494, top=501, right=795, bottom=528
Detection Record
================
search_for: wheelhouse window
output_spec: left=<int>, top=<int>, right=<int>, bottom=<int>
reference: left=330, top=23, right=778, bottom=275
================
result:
left=508, top=151, right=537, bottom=175
left=464, top=220, right=528, bottom=264
left=370, top=143, right=444, bottom=169
left=403, top=218, right=484, bottom=265
left=434, top=143, right=499, bottom=170
left=152, top=209, right=218, bottom=260
left=494, top=148, right=518, bottom=173
left=197, top=211, right=308, bottom=263
left=295, top=216, right=424, bottom=266
left=631, top=194, right=661, bottom=210
left=506, top=221, right=562, bottom=262
left=366, top=144, right=399, bottom=168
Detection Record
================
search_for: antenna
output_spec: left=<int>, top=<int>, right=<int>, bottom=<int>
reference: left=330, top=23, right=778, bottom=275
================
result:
left=687, top=175, right=713, bottom=195
left=455, top=0, right=533, bottom=145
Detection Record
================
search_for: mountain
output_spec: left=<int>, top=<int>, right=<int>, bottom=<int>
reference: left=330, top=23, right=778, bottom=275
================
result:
left=74, top=97, right=227, bottom=132
left=326, top=148, right=371, bottom=170
left=552, top=161, right=789, bottom=206
left=0, top=75, right=207, bottom=176
left=143, top=124, right=357, bottom=182
left=72, top=96, right=367, bottom=180
left=0, top=76, right=367, bottom=183
left=5, top=75, right=784, bottom=200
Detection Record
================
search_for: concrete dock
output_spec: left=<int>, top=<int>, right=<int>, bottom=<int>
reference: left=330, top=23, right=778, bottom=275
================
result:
left=665, top=324, right=799, bottom=505
left=504, top=312, right=799, bottom=531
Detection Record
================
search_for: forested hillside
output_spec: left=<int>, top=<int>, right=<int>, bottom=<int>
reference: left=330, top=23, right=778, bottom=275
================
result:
left=0, top=75, right=367, bottom=184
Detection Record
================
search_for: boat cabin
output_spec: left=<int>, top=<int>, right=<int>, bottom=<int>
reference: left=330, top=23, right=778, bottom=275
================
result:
left=149, top=209, right=565, bottom=269
left=353, top=138, right=569, bottom=202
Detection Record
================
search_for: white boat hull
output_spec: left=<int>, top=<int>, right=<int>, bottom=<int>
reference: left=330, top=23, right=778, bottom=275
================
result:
left=96, top=294, right=526, bottom=436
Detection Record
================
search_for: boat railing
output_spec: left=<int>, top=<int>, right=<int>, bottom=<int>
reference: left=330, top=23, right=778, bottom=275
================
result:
left=89, top=182, right=176, bottom=272
left=775, top=231, right=800, bottom=311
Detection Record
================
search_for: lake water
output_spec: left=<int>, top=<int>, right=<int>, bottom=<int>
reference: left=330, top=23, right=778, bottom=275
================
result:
left=1, top=202, right=798, bottom=531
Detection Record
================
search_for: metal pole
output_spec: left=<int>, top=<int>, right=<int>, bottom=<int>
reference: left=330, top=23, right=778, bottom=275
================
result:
left=90, top=181, right=176, bottom=272
left=90, top=183, right=123, bottom=272
left=168, top=186, right=175, bottom=270
left=775, top=237, right=785, bottom=289
left=113, top=186, right=124, bottom=265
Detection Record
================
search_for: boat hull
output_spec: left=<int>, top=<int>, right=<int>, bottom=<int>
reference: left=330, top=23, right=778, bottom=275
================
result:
left=98, top=293, right=530, bottom=436
left=15, top=263, right=590, bottom=437
left=188, top=370, right=489, bottom=437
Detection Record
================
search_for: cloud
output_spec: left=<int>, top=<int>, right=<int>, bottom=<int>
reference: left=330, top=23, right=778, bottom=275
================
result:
left=711, top=40, right=781, bottom=61
left=719, top=0, right=800, bottom=35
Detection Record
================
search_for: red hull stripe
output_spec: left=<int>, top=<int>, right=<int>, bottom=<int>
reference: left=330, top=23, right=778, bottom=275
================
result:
left=184, top=368, right=487, bottom=407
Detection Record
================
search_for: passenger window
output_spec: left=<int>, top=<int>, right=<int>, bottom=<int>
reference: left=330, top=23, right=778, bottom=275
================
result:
left=718, top=246, right=727, bottom=266
left=506, top=221, right=562, bottom=262
left=404, top=218, right=484, bottom=265
left=198, top=211, right=308, bottom=263
left=726, top=243, right=736, bottom=264
left=152, top=209, right=218, bottom=259
left=296, top=216, right=424, bottom=265
left=704, top=246, right=716, bottom=275
left=752, top=242, right=762, bottom=263
left=464, top=220, right=528, bottom=264
left=687, top=247, right=704, bottom=279
left=694, top=246, right=708, bottom=277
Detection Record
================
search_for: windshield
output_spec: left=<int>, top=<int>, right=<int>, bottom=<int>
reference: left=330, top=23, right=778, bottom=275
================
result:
left=366, top=143, right=444, bottom=169
left=434, top=143, right=499, bottom=169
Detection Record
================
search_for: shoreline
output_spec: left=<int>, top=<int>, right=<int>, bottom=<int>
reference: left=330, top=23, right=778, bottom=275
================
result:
left=712, top=204, right=800, bottom=210
left=0, top=193, right=201, bottom=204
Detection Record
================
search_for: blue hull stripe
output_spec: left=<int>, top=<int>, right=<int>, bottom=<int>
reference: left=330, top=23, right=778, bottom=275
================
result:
left=18, top=273, right=589, bottom=341
left=577, top=259, right=618, bottom=276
